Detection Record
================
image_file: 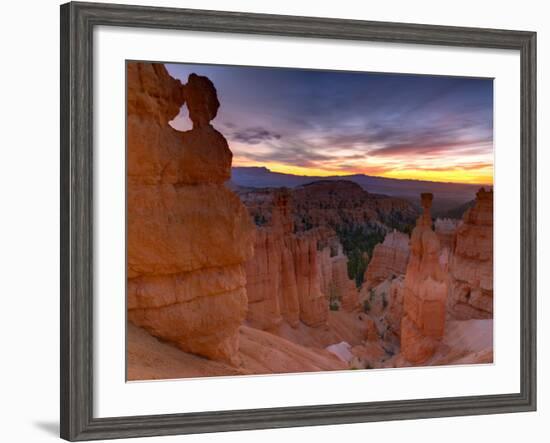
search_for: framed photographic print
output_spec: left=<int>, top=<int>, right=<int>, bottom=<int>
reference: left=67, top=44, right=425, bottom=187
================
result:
left=60, top=1, right=537, bottom=441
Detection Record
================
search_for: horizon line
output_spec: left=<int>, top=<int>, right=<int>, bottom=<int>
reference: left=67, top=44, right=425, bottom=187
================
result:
left=232, top=164, right=494, bottom=187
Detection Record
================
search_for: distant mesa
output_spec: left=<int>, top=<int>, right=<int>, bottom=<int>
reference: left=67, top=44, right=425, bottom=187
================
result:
left=238, top=177, right=418, bottom=236
left=231, top=166, right=484, bottom=215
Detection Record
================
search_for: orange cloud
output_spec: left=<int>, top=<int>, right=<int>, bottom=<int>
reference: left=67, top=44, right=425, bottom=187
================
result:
left=233, top=156, right=493, bottom=185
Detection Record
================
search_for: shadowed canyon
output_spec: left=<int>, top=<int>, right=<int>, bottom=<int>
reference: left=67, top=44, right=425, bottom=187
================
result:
left=127, top=63, right=493, bottom=380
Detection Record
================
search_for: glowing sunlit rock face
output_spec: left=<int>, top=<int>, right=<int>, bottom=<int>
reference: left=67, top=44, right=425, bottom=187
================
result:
left=448, top=188, right=494, bottom=319
left=400, top=193, right=448, bottom=364
left=126, top=63, right=255, bottom=365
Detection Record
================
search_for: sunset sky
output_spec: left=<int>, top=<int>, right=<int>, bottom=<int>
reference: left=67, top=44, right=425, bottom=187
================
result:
left=166, top=63, right=493, bottom=185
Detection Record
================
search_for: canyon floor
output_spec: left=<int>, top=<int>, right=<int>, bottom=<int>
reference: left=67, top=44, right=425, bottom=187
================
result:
left=128, top=315, right=493, bottom=381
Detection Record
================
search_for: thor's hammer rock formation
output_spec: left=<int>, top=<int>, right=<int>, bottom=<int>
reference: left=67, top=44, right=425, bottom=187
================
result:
left=400, top=193, right=448, bottom=363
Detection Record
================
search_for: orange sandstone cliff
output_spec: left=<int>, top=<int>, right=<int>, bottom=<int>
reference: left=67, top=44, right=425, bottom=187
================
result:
left=126, top=63, right=255, bottom=364
left=448, top=188, right=494, bottom=319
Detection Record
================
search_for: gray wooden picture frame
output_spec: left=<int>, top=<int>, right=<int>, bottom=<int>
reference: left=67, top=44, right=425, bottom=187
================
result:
left=60, top=1, right=537, bottom=441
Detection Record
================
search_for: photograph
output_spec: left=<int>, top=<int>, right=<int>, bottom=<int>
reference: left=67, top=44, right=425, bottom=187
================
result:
left=126, top=61, right=494, bottom=380
left=0, top=0, right=543, bottom=441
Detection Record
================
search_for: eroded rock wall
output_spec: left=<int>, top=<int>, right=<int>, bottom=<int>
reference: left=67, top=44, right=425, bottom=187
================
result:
left=245, top=203, right=330, bottom=328
left=319, top=243, right=359, bottom=311
left=434, top=217, right=461, bottom=251
left=127, top=63, right=255, bottom=365
left=245, top=190, right=300, bottom=329
left=364, top=230, right=410, bottom=288
left=384, top=276, right=405, bottom=344
left=448, top=188, right=493, bottom=319
left=245, top=191, right=360, bottom=329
